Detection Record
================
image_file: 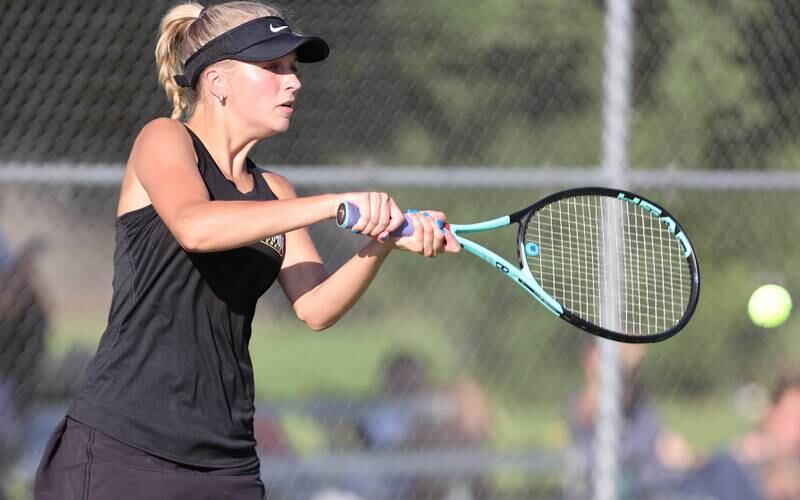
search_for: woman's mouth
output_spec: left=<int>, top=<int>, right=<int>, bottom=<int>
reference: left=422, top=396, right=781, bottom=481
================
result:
left=278, top=100, right=295, bottom=113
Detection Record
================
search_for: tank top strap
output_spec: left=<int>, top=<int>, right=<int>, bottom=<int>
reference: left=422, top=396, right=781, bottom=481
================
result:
left=181, top=125, right=269, bottom=201
left=247, top=162, right=280, bottom=201
left=182, top=124, right=216, bottom=181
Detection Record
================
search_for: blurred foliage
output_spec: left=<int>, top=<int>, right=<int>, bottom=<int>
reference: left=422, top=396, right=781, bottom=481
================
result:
left=629, top=0, right=800, bottom=169
left=3, top=0, right=799, bottom=169
left=373, top=0, right=605, bottom=166
left=293, top=0, right=800, bottom=169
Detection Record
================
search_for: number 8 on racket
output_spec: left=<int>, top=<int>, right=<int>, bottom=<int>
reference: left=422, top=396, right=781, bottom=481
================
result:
left=338, top=187, right=700, bottom=343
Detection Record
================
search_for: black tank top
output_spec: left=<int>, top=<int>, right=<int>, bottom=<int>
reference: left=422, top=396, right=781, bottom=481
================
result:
left=69, top=126, right=285, bottom=467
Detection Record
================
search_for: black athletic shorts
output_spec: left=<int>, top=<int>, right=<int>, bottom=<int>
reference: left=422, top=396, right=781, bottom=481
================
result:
left=34, top=417, right=265, bottom=500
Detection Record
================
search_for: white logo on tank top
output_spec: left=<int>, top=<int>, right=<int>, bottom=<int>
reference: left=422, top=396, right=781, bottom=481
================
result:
left=260, top=234, right=285, bottom=257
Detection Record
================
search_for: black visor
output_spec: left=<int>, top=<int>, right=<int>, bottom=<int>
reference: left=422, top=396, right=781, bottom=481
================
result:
left=174, top=16, right=329, bottom=88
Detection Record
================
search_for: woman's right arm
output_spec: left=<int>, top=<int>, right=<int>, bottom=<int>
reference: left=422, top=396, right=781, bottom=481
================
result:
left=124, top=118, right=401, bottom=252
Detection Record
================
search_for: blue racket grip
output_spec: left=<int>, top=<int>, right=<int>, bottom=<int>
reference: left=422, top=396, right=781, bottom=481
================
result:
left=336, top=201, right=415, bottom=237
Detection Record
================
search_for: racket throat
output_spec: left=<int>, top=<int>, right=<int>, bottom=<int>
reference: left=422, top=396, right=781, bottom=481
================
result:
left=454, top=234, right=563, bottom=316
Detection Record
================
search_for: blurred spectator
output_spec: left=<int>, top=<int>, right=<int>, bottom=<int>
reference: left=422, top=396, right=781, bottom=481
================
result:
left=737, top=372, right=800, bottom=466
left=564, top=340, right=695, bottom=499
left=352, top=351, right=492, bottom=500
left=670, top=450, right=761, bottom=500
left=357, top=352, right=428, bottom=451
left=0, top=234, right=48, bottom=499
left=733, top=371, right=800, bottom=500
left=668, top=377, right=794, bottom=500
left=565, top=339, right=767, bottom=500
left=449, top=375, right=493, bottom=448
left=409, top=373, right=492, bottom=500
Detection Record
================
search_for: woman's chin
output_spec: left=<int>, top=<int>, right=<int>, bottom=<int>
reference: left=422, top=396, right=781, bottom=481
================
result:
left=257, top=119, right=291, bottom=137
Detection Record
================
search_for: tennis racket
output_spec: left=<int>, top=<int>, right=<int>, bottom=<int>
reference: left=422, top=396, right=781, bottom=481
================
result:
left=337, top=187, right=700, bottom=343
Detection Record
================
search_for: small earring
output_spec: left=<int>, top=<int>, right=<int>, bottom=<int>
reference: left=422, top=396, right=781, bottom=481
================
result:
left=217, top=95, right=226, bottom=105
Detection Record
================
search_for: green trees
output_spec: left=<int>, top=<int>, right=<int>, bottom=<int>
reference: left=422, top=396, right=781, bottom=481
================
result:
left=629, top=0, right=800, bottom=170
left=279, top=0, right=799, bottom=170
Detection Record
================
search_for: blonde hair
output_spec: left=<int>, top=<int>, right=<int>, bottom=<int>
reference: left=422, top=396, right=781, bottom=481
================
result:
left=155, top=1, right=283, bottom=120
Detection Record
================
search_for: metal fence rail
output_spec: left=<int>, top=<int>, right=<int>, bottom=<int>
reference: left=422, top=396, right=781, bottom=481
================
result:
left=3, top=164, right=800, bottom=189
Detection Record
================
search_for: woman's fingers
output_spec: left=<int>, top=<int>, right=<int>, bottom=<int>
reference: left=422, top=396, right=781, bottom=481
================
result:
left=361, top=192, right=381, bottom=236
left=407, top=211, right=424, bottom=251
left=376, top=193, right=392, bottom=237
left=421, top=213, right=435, bottom=257
left=419, top=211, right=450, bottom=257
left=403, top=211, right=444, bottom=257
left=443, top=228, right=461, bottom=253
left=346, top=192, right=397, bottom=237
left=382, top=199, right=406, bottom=239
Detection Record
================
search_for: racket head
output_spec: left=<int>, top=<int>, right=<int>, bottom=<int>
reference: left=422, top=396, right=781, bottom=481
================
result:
left=511, top=187, right=700, bottom=343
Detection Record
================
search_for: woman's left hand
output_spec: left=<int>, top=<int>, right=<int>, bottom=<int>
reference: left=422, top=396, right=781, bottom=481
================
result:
left=381, top=210, right=460, bottom=257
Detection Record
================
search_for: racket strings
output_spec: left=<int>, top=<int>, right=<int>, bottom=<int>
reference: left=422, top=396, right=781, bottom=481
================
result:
left=523, top=195, right=693, bottom=336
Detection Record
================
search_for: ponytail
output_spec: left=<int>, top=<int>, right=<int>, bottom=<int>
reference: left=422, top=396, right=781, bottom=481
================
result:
left=155, top=3, right=204, bottom=119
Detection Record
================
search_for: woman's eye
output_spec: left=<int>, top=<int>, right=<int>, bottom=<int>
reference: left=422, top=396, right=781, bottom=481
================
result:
left=261, top=62, right=297, bottom=74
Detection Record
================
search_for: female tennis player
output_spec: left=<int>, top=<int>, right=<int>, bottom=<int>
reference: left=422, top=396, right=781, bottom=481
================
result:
left=33, top=2, right=458, bottom=499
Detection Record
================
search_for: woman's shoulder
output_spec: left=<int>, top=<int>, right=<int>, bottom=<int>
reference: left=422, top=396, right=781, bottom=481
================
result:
left=136, top=117, right=190, bottom=143
left=129, top=118, right=196, bottom=170
left=130, top=118, right=194, bottom=159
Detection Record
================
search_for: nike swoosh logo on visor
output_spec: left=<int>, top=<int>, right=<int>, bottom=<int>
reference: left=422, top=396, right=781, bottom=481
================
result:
left=270, top=24, right=289, bottom=33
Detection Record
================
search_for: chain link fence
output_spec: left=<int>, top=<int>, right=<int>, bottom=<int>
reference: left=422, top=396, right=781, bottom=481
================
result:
left=1, top=1, right=800, bottom=499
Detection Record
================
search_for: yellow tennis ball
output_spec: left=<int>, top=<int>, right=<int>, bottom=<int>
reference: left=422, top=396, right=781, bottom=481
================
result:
left=748, top=284, right=792, bottom=328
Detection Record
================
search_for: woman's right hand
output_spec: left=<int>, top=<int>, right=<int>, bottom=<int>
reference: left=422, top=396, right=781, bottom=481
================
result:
left=386, top=210, right=460, bottom=257
left=332, top=192, right=406, bottom=240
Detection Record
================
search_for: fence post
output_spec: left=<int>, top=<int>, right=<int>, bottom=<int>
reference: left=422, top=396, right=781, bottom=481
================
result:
left=595, top=0, right=635, bottom=499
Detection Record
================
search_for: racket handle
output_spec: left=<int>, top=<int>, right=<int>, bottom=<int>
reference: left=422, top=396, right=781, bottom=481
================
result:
left=336, top=201, right=415, bottom=237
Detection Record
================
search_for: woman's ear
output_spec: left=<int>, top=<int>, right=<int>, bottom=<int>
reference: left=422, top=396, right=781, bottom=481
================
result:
left=200, top=66, right=229, bottom=104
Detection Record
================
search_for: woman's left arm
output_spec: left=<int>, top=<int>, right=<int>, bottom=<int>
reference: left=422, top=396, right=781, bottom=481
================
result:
left=267, top=172, right=455, bottom=331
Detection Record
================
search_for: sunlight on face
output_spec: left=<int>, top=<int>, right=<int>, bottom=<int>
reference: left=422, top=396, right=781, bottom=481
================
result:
left=229, top=53, right=301, bottom=136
